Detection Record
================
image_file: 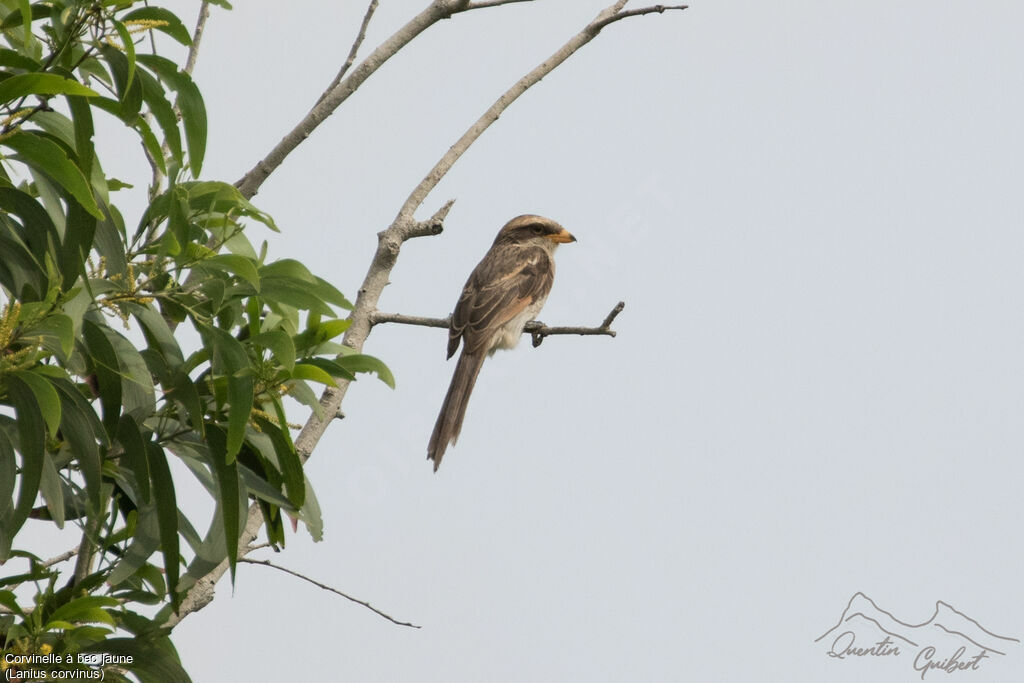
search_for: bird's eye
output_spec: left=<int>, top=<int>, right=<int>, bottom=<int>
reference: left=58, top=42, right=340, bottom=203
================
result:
left=531, top=225, right=544, bottom=235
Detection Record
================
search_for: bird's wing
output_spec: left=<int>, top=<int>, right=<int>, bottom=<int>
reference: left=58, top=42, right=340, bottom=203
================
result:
left=448, top=244, right=554, bottom=357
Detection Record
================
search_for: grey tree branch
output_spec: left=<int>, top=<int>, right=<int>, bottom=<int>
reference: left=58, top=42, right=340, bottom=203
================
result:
left=368, top=300, right=625, bottom=348
left=148, top=1, right=212, bottom=197
left=591, top=3, right=688, bottom=31
left=183, top=2, right=211, bottom=75
left=314, top=0, right=379, bottom=108
left=465, top=0, right=534, bottom=8
left=235, top=0, right=517, bottom=199
left=238, top=558, right=421, bottom=629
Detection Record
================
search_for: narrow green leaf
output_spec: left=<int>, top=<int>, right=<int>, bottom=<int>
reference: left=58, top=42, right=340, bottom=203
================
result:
left=298, top=475, right=323, bottom=542
left=335, top=353, right=396, bottom=389
left=66, top=95, right=95, bottom=177
left=145, top=442, right=179, bottom=605
left=122, top=6, right=192, bottom=46
left=24, top=312, right=74, bottom=360
left=106, top=506, right=160, bottom=586
left=9, top=369, right=61, bottom=435
left=111, top=20, right=136, bottom=93
left=253, top=415, right=304, bottom=509
left=46, top=596, right=118, bottom=628
left=136, top=66, right=181, bottom=167
left=54, top=381, right=103, bottom=512
left=2, top=131, right=102, bottom=218
left=200, top=325, right=253, bottom=462
left=195, top=253, right=260, bottom=290
left=38, top=452, right=65, bottom=528
left=81, top=637, right=191, bottom=683
left=82, top=318, right=122, bottom=433
left=136, top=54, right=206, bottom=176
left=290, top=363, right=338, bottom=388
left=0, top=73, right=99, bottom=101
left=5, top=374, right=47, bottom=534
left=117, top=415, right=150, bottom=505
left=248, top=330, right=294, bottom=372
left=205, top=426, right=239, bottom=583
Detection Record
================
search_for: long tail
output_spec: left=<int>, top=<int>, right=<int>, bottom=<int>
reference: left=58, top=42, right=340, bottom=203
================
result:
left=428, top=350, right=486, bottom=471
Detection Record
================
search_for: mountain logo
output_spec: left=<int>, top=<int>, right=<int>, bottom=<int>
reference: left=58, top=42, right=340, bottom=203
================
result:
left=816, top=592, right=1019, bottom=678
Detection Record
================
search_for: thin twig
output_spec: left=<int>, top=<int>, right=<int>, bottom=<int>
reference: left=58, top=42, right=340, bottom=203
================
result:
left=367, top=301, right=626, bottom=349
left=314, top=0, right=379, bottom=108
left=149, top=1, right=212, bottom=196
left=529, top=301, right=625, bottom=347
left=239, top=558, right=420, bottom=629
left=42, top=547, right=80, bottom=568
left=184, top=2, right=212, bottom=76
left=592, top=4, right=688, bottom=31
left=465, top=0, right=534, bottom=9
left=394, top=1, right=667, bottom=222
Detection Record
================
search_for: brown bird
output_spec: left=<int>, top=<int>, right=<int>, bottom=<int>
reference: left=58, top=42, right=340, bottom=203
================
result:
left=427, top=214, right=576, bottom=471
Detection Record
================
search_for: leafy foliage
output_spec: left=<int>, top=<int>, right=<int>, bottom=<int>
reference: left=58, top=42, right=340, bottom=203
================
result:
left=0, top=2, right=386, bottom=680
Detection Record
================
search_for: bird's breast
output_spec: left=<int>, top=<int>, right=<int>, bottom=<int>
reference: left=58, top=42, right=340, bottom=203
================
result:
left=489, top=294, right=548, bottom=355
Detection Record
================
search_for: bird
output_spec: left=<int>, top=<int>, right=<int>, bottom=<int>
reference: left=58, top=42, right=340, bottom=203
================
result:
left=427, top=214, right=576, bottom=471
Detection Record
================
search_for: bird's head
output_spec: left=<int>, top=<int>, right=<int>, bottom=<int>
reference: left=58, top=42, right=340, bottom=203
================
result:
left=493, top=214, right=576, bottom=249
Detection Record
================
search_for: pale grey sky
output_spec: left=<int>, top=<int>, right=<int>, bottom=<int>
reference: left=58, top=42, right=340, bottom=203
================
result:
left=143, top=1, right=1024, bottom=680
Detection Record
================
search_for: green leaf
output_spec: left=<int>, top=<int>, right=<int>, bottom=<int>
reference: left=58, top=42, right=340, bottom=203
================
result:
left=100, top=45, right=143, bottom=121
left=205, top=426, right=239, bottom=583
left=38, top=452, right=65, bottom=527
left=117, top=415, right=150, bottom=505
left=136, top=66, right=181, bottom=167
left=67, top=94, right=95, bottom=177
left=252, top=415, right=304, bottom=509
left=122, top=6, right=193, bottom=46
left=106, top=506, right=160, bottom=586
left=111, top=19, right=136, bottom=93
left=335, top=353, right=396, bottom=389
left=54, top=379, right=104, bottom=512
left=312, top=276, right=353, bottom=310
left=298, top=475, right=323, bottom=542
left=81, top=637, right=191, bottom=683
left=248, top=330, right=295, bottom=372
left=194, top=253, right=260, bottom=290
left=82, top=318, right=122, bottom=433
left=145, top=442, right=179, bottom=606
left=0, top=72, right=99, bottom=101
left=291, top=362, right=338, bottom=388
left=200, top=325, right=253, bottom=463
left=0, top=3, right=47, bottom=31
left=137, top=54, right=206, bottom=176
left=46, top=596, right=118, bottom=628
left=1, top=131, right=103, bottom=218
left=8, top=370, right=60, bottom=435
left=5, top=374, right=47, bottom=534
left=23, top=312, right=74, bottom=360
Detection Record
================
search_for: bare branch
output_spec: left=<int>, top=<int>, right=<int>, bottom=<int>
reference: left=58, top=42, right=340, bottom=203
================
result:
left=395, top=1, right=669, bottom=221
left=368, top=301, right=625, bottom=349
left=184, top=2, right=212, bottom=75
left=148, top=2, right=212, bottom=197
left=236, top=1, right=480, bottom=199
left=42, top=547, right=80, bottom=568
left=592, top=4, right=688, bottom=32
left=239, top=558, right=421, bottom=629
left=314, top=1, right=379, bottom=108
left=530, top=301, right=624, bottom=347
left=465, top=0, right=534, bottom=8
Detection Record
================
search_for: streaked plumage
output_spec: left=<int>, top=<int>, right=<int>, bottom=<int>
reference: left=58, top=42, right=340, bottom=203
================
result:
left=427, top=214, right=576, bottom=471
